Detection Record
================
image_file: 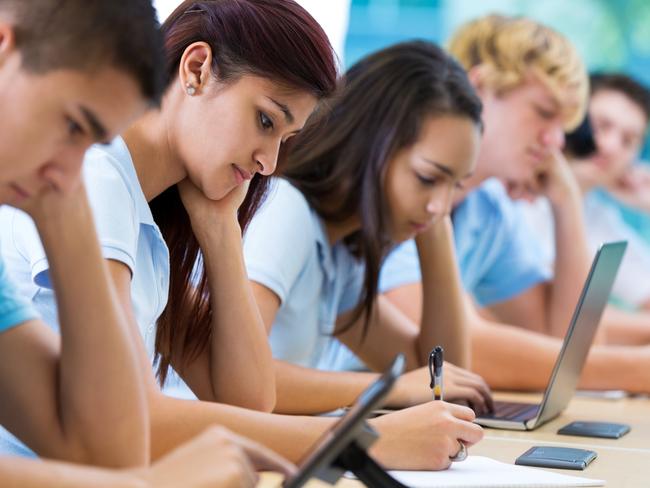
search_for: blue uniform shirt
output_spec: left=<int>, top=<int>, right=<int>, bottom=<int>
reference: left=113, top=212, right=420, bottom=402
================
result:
left=243, top=178, right=365, bottom=370
left=380, top=178, right=550, bottom=304
left=0, top=137, right=173, bottom=456
left=0, top=254, right=37, bottom=334
left=326, top=178, right=551, bottom=373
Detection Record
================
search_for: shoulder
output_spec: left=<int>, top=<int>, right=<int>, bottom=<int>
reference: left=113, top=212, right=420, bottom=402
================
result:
left=465, top=179, right=512, bottom=216
left=83, top=138, right=140, bottom=203
left=256, top=178, right=312, bottom=220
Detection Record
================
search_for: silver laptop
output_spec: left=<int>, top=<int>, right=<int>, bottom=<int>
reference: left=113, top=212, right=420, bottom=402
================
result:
left=475, top=241, right=627, bottom=430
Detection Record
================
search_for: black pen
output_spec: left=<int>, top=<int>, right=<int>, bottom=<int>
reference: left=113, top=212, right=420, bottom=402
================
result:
left=428, top=346, right=444, bottom=401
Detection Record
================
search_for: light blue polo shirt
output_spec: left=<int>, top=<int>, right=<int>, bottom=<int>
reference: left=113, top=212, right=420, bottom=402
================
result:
left=243, top=178, right=365, bottom=370
left=0, top=137, right=173, bottom=457
left=324, top=178, right=551, bottom=373
left=0, top=254, right=38, bottom=334
left=379, top=178, right=551, bottom=304
left=0, top=137, right=170, bottom=358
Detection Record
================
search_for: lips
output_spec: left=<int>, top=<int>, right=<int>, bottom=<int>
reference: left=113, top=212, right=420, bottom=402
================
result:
left=233, top=164, right=253, bottom=185
left=10, top=183, right=30, bottom=199
left=526, top=147, right=548, bottom=164
left=410, top=221, right=431, bottom=233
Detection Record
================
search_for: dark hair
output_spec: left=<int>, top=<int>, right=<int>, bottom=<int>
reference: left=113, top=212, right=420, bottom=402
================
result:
left=1, top=0, right=166, bottom=106
left=282, top=40, right=482, bottom=337
left=565, top=115, right=597, bottom=158
left=590, top=73, right=650, bottom=123
left=150, top=0, right=337, bottom=385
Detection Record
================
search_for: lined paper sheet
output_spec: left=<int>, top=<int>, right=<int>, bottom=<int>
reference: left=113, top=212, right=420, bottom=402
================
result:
left=348, top=456, right=604, bottom=487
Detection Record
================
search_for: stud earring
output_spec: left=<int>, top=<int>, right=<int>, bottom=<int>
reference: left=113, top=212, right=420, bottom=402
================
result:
left=186, top=83, right=196, bottom=96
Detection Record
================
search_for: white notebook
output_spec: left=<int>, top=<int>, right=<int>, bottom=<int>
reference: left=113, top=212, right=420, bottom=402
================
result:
left=348, top=456, right=604, bottom=487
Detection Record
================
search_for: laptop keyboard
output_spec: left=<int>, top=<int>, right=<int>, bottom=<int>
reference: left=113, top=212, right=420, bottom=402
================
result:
left=482, top=401, right=540, bottom=422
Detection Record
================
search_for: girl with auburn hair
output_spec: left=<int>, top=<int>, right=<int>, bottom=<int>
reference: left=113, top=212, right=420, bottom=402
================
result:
left=244, top=40, right=488, bottom=464
left=4, top=0, right=335, bottom=409
left=2, top=2, right=488, bottom=473
left=2, top=0, right=329, bottom=451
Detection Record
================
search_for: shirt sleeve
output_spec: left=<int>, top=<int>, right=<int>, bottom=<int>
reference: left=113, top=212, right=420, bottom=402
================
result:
left=0, top=256, right=38, bottom=333
left=243, top=179, right=314, bottom=304
left=378, top=240, right=422, bottom=293
left=8, top=148, right=140, bottom=290
left=472, top=192, right=551, bottom=307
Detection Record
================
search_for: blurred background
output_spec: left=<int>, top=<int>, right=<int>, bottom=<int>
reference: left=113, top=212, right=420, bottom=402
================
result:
left=154, top=0, right=650, bottom=237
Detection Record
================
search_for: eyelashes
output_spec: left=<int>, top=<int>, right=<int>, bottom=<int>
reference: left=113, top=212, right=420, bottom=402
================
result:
left=259, top=111, right=274, bottom=131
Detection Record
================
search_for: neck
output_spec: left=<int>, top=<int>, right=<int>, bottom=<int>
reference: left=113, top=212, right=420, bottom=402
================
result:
left=122, top=108, right=186, bottom=202
left=324, top=215, right=361, bottom=246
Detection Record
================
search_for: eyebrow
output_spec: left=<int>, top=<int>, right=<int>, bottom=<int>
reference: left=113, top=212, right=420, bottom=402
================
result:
left=422, top=158, right=456, bottom=179
left=79, top=106, right=110, bottom=144
left=267, top=97, right=294, bottom=124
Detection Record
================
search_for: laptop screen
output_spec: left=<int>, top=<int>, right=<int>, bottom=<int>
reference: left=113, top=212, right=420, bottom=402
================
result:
left=534, top=241, right=627, bottom=427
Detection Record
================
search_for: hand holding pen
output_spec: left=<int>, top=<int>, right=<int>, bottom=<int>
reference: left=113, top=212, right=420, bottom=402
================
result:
left=429, top=345, right=468, bottom=462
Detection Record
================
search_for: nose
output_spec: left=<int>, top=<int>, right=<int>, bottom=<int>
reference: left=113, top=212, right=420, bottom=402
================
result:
left=542, top=123, right=565, bottom=151
left=426, top=183, right=454, bottom=216
left=595, top=130, right=620, bottom=160
left=40, top=144, right=88, bottom=191
left=254, top=138, right=282, bottom=176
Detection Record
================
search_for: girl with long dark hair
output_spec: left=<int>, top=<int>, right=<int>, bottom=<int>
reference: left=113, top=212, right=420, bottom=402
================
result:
left=1, top=0, right=481, bottom=473
left=245, top=40, right=494, bottom=420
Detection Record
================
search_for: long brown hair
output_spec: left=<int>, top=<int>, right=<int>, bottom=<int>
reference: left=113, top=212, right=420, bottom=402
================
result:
left=151, top=0, right=337, bottom=385
left=282, top=41, right=482, bottom=337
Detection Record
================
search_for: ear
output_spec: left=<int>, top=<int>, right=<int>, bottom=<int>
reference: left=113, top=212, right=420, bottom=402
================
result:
left=467, top=64, right=488, bottom=95
left=0, top=20, right=16, bottom=67
left=178, top=41, right=213, bottom=96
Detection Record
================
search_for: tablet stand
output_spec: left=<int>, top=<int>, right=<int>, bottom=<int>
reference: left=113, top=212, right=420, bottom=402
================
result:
left=316, top=422, right=408, bottom=488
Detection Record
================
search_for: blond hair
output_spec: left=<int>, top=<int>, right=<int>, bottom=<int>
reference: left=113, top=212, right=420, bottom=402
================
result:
left=448, top=14, right=588, bottom=130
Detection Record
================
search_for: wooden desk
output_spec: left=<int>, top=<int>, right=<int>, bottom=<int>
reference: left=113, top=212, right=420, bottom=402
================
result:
left=491, top=392, right=650, bottom=450
left=259, top=393, right=650, bottom=487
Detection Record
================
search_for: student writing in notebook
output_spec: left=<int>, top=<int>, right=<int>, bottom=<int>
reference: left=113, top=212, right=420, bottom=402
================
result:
left=243, top=41, right=486, bottom=467
left=0, top=1, right=293, bottom=487
left=338, top=15, right=650, bottom=394
left=0, top=0, right=478, bottom=473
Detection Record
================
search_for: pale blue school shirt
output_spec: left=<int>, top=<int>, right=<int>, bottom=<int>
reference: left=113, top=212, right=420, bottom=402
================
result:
left=379, top=178, right=550, bottom=304
left=0, top=254, right=37, bottom=333
left=324, top=178, right=551, bottom=373
left=0, top=137, right=172, bottom=457
left=243, top=178, right=365, bottom=370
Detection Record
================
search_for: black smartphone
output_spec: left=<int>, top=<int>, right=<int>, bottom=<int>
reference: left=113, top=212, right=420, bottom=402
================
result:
left=283, top=354, right=406, bottom=488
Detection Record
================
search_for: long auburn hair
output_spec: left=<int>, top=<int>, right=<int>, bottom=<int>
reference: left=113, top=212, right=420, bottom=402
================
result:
left=151, top=0, right=337, bottom=385
left=281, top=41, right=483, bottom=337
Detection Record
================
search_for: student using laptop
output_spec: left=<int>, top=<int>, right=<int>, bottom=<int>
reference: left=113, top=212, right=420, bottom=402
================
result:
left=476, top=241, right=626, bottom=429
left=242, top=40, right=491, bottom=434
left=0, top=1, right=293, bottom=486
left=366, top=15, right=650, bottom=394
left=0, top=0, right=479, bottom=473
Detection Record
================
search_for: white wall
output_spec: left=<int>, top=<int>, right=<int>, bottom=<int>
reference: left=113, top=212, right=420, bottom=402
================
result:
left=152, top=0, right=349, bottom=65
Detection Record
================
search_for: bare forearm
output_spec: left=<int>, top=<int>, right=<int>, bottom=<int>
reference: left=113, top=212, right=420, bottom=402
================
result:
left=0, top=457, right=143, bottom=488
left=200, top=223, right=275, bottom=411
left=548, top=191, right=591, bottom=337
left=272, top=360, right=378, bottom=414
left=149, top=391, right=333, bottom=463
left=471, top=319, right=650, bottom=392
left=417, top=218, right=469, bottom=367
left=33, top=191, right=148, bottom=467
left=600, top=306, right=650, bottom=345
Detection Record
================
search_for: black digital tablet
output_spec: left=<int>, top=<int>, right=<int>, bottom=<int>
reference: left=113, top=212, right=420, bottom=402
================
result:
left=283, top=354, right=406, bottom=488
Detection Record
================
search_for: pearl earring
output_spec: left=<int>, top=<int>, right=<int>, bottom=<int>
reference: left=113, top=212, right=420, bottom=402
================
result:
left=186, top=83, right=196, bottom=96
